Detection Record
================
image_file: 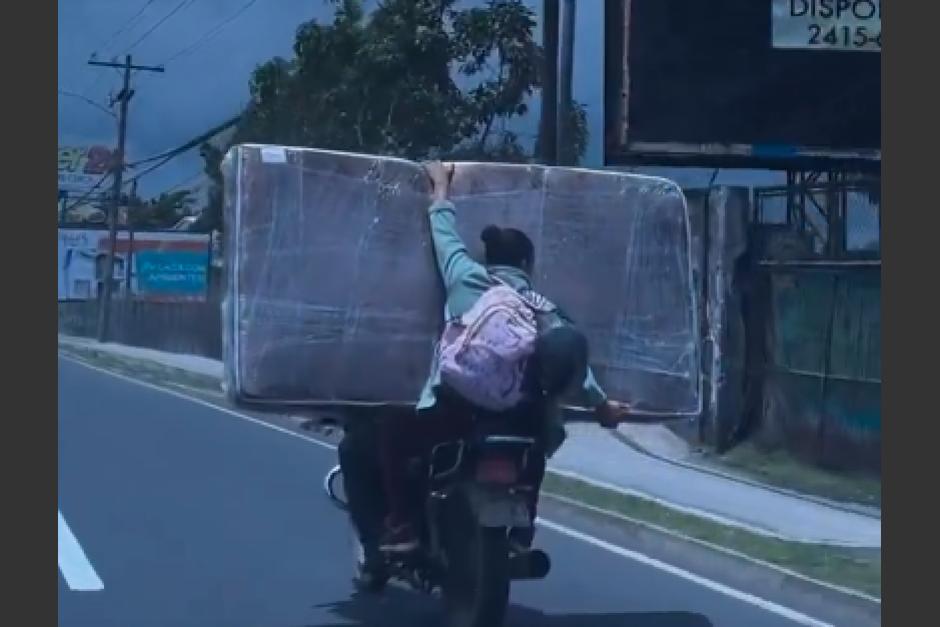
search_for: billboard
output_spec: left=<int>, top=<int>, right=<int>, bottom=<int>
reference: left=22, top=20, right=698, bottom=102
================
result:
left=58, top=145, right=114, bottom=191
left=771, top=0, right=881, bottom=52
left=58, top=229, right=210, bottom=302
left=604, top=0, right=881, bottom=169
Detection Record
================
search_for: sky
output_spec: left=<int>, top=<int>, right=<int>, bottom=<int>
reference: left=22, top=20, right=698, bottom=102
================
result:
left=58, top=0, right=783, bottom=201
left=58, top=0, right=336, bottom=198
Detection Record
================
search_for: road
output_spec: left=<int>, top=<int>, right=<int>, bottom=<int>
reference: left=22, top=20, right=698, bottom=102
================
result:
left=59, top=356, right=844, bottom=627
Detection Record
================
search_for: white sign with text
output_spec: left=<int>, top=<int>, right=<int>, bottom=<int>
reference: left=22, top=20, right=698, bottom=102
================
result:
left=772, top=0, right=881, bottom=52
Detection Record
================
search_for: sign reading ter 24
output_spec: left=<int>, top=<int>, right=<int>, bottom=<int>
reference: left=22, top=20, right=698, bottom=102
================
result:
left=772, top=0, right=881, bottom=52
left=58, top=145, right=114, bottom=191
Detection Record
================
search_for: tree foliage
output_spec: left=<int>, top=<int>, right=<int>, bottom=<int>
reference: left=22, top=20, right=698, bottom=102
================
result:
left=195, top=141, right=225, bottom=232
left=233, top=0, right=584, bottom=161
left=534, top=99, right=588, bottom=167
left=130, top=190, right=197, bottom=229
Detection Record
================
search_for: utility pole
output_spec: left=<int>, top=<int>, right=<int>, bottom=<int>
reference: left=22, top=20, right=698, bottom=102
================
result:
left=539, top=0, right=560, bottom=165
left=556, top=0, right=576, bottom=166
left=87, top=55, right=164, bottom=342
left=126, top=178, right=138, bottom=295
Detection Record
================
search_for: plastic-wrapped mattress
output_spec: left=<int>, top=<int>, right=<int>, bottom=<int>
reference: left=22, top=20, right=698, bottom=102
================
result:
left=221, top=144, right=701, bottom=414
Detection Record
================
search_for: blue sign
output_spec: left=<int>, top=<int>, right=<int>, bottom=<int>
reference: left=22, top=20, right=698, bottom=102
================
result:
left=136, top=250, right=209, bottom=295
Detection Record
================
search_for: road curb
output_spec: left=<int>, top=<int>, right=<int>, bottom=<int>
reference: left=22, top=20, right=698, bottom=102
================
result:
left=609, top=429, right=882, bottom=520
left=540, top=490, right=881, bottom=607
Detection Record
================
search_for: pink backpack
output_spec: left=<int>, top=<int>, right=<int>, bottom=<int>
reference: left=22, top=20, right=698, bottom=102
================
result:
left=438, top=278, right=554, bottom=412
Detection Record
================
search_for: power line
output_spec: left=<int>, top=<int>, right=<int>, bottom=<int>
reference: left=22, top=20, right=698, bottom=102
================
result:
left=83, top=0, right=157, bottom=96
left=124, top=114, right=241, bottom=185
left=166, top=170, right=206, bottom=192
left=61, top=174, right=112, bottom=214
left=128, top=114, right=241, bottom=167
left=123, top=0, right=197, bottom=54
left=58, top=89, right=116, bottom=119
left=162, top=0, right=259, bottom=65
left=126, top=153, right=183, bottom=185
left=79, top=64, right=125, bottom=100
left=133, top=0, right=258, bottom=93
left=93, top=0, right=159, bottom=57
left=80, top=0, right=164, bottom=97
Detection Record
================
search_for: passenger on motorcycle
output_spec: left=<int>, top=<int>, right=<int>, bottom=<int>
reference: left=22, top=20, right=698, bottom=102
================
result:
left=377, top=161, right=632, bottom=553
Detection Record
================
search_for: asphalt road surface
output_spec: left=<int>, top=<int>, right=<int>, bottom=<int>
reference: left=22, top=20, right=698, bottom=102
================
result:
left=58, top=356, right=844, bottom=627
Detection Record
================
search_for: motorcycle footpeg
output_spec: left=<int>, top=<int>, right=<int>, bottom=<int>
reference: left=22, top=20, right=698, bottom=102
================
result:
left=508, top=548, right=551, bottom=580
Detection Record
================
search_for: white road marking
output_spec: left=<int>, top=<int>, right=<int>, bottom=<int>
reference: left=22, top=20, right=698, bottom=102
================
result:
left=58, top=510, right=104, bottom=592
left=59, top=355, right=337, bottom=452
left=541, top=490, right=881, bottom=604
left=537, top=518, right=834, bottom=627
left=60, top=354, right=840, bottom=624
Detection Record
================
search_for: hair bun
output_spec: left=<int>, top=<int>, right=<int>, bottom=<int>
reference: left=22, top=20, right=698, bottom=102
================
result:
left=481, top=225, right=502, bottom=246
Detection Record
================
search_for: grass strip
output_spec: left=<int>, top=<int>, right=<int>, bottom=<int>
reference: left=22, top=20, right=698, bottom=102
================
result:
left=542, top=472, right=881, bottom=598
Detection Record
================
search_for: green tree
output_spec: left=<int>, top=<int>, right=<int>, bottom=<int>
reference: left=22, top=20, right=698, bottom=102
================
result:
left=234, top=0, right=587, bottom=160
left=131, top=190, right=197, bottom=229
left=534, top=98, right=587, bottom=167
left=195, top=141, right=225, bottom=232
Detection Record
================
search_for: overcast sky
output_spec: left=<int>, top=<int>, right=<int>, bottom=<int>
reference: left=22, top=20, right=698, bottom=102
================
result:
left=59, top=1, right=340, bottom=197
left=58, top=0, right=616, bottom=195
left=58, top=1, right=781, bottom=200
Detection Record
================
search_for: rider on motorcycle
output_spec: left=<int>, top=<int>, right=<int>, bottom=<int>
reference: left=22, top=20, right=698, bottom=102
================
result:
left=376, top=161, right=632, bottom=553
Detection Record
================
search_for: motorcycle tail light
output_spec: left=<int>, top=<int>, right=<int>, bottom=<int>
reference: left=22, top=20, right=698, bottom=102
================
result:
left=476, top=457, right=518, bottom=484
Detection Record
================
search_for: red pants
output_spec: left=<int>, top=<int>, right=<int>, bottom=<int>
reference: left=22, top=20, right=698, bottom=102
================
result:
left=378, top=404, right=475, bottom=527
left=378, top=400, right=547, bottom=532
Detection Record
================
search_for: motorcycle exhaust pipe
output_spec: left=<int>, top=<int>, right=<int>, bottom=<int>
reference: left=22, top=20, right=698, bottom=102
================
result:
left=509, top=549, right=551, bottom=580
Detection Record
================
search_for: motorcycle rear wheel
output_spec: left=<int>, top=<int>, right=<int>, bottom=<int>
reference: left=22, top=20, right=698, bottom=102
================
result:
left=440, top=497, right=510, bottom=627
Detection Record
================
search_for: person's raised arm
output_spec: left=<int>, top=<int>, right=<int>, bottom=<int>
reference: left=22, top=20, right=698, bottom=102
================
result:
left=423, top=162, right=486, bottom=290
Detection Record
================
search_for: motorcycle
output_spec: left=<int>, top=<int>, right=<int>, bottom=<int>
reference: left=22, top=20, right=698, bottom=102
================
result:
left=324, top=419, right=551, bottom=627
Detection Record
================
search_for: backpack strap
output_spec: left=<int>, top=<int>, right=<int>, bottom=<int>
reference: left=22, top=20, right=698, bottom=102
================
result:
left=489, top=274, right=557, bottom=314
left=520, top=288, right=557, bottom=314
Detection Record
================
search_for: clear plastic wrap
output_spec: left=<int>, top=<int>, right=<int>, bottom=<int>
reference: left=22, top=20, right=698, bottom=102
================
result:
left=222, top=145, right=701, bottom=414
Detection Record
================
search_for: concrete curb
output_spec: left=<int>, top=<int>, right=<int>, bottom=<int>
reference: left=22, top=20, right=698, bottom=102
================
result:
left=609, top=430, right=881, bottom=520
left=544, top=467, right=875, bottom=548
left=540, top=490, right=881, bottom=606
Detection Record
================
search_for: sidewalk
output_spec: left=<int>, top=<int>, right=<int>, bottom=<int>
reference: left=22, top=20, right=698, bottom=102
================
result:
left=551, top=424, right=880, bottom=548
left=613, top=422, right=882, bottom=518
left=58, top=335, right=881, bottom=548
left=58, top=335, right=224, bottom=379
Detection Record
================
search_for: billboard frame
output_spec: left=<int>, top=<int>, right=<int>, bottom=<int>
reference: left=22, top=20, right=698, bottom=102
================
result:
left=603, top=0, right=881, bottom=172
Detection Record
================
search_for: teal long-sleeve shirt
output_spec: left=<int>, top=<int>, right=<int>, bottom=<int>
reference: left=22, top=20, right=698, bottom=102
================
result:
left=416, top=199, right=608, bottom=422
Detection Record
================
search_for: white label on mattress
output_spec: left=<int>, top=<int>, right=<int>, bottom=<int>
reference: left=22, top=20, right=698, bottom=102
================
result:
left=260, top=147, right=287, bottom=164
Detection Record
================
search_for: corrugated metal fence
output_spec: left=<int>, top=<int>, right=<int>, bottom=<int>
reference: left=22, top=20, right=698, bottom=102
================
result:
left=755, top=263, right=880, bottom=471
